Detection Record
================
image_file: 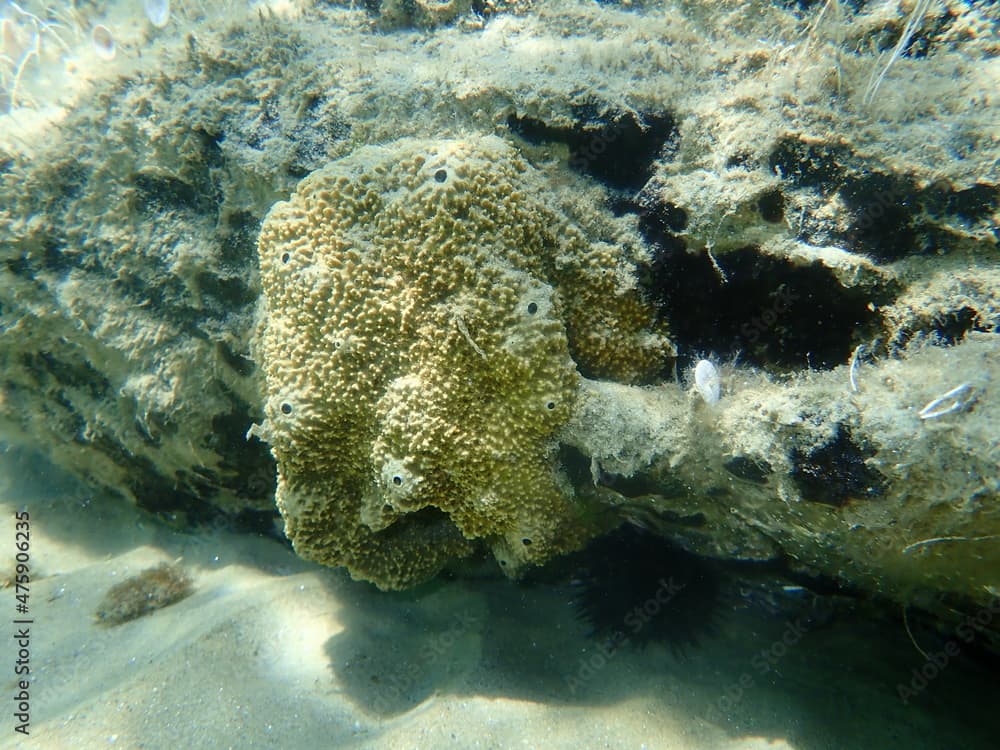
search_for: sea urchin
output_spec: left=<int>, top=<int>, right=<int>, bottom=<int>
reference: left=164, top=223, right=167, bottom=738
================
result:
left=572, top=524, right=722, bottom=652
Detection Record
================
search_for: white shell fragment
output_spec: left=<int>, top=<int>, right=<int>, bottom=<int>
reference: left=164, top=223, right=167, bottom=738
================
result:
left=918, top=382, right=977, bottom=420
left=143, top=0, right=171, bottom=28
left=694, top=359, right=721, bottom=405
left=91, top=25, right=116, bottom=61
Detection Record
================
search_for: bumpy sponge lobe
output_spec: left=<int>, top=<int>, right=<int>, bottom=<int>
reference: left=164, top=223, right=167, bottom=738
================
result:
left=254, top=136, right=672, bottom=589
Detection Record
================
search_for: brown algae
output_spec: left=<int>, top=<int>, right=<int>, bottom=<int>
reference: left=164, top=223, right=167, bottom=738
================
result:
left=95, top=562, right=194, bottom=626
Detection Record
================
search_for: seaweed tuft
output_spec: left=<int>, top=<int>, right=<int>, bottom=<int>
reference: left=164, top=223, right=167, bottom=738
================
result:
left=95, top=562, right=194, bottom=626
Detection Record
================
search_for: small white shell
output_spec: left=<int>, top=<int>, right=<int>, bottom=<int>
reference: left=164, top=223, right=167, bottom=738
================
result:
left=694, top=359, right=721, bottom=405
left=91, top=25, right=115, bottom=61
left=143, top=0, right=171, bottom=28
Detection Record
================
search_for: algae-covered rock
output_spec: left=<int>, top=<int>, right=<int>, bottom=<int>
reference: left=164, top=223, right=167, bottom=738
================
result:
left=252, top=136, right=671, bottom=588
left=0, top=0, right=996, bottom=639
left=563, top=333, right=1000, bottom=648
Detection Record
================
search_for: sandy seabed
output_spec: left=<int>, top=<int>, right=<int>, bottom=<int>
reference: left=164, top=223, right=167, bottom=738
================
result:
left=0, top=445, right=997, bottom=750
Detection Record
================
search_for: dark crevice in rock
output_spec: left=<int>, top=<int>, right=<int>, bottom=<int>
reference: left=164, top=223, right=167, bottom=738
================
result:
left=22, top=351, right=111, bottom=399
left=210, top=404, right=276, bottom=501
left=133, top=171, right=216, bottom=216
left=194, top=271, right=256, bottom=308
left=508, top=109, right=677, bottom=192
left=640, top=242, right=885, bottom=371
left=231, top=507, right=284, bottom=540
left=217, top=210, right=262, bottom=269
left=84, top=433, right=221, bottom=523
left=724, top=456, right=773, bottom=485
left=891, top=306, right=993, bottom=350
left=769, top=136, right=999, bottom=260
left=216, top=340, right=256, bottom=377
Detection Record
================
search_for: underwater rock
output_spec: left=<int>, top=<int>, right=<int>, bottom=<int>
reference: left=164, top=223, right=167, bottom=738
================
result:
left=562, top=334, right=1000, bottom=651
left=0, top=0, right=996, bottom=644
